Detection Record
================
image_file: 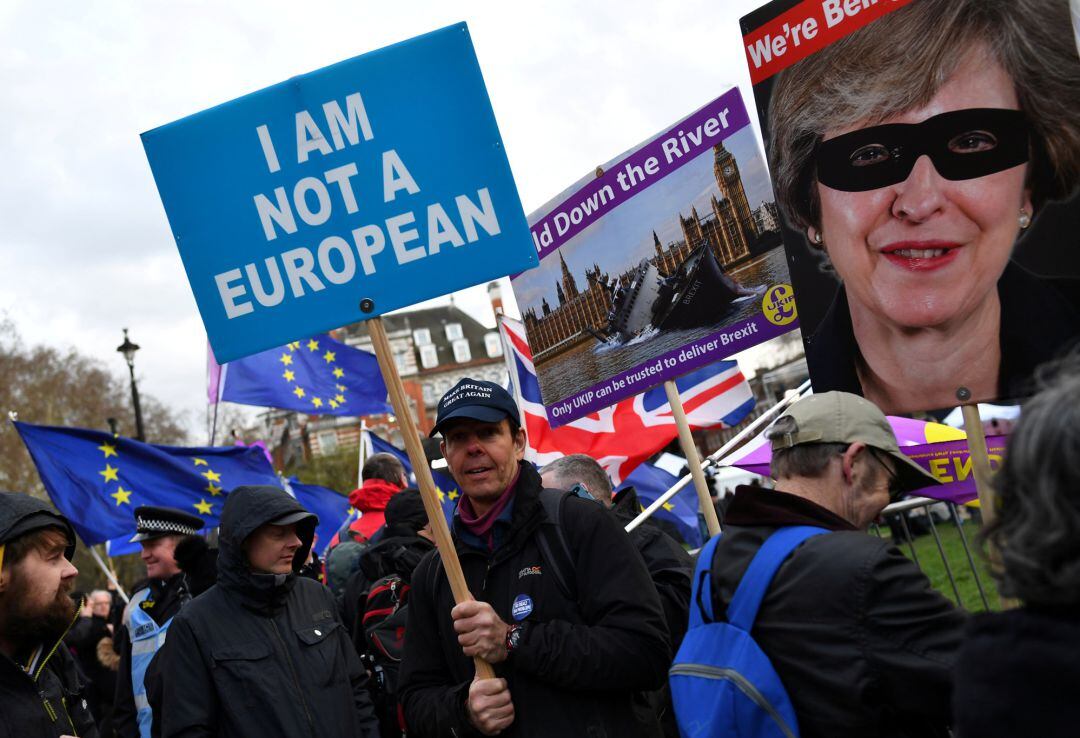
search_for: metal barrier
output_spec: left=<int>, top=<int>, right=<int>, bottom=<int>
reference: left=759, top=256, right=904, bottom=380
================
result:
left=872, top=496, right=994, bottom=612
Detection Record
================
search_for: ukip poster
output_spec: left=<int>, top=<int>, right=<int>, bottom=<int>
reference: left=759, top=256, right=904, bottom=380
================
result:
left=509, top=88, right=797, bottom=426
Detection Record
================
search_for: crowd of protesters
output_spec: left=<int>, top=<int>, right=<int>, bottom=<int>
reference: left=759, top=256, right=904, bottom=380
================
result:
left=2, top=364, right=1079, bottom=738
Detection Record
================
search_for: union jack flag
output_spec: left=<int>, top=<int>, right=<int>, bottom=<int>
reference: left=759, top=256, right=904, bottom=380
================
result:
left=499, top=316, right=756, bottom=485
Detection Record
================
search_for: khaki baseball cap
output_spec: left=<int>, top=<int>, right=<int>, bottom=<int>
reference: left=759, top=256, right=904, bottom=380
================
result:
left=769, top=392, right=939, bottom=495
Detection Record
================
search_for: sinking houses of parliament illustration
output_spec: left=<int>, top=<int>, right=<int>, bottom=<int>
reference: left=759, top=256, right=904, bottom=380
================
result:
left=524, top=142, right=780, bottom=361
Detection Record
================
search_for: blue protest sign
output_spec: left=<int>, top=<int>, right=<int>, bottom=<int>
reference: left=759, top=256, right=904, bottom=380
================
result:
left=142, top=23, right=537, bottom=363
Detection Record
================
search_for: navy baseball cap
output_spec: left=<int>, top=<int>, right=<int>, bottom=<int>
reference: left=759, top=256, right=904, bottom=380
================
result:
left=430, top=378, right=519, bottom=437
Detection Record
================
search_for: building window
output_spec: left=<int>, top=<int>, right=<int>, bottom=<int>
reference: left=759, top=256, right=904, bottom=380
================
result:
left=445, top=323, right=463, bottom=341
left=393, top=351, right=408, bottom=372
left=413, top=328, right=431, bottom=345
left=452, top=338, right=472, bottom=363
left=317, top=431, right=338, bottom=454
left=422, top=383, right=436, bottom=406
left=484, top=332, right=503, bottom=358
left=419, top=344, right=439, bottom=369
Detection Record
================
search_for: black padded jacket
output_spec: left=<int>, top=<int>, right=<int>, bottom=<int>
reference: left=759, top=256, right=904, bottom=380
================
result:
left=399, top=463, right=671, bottom=738
left=709, top=486, right=967, bottom=738
left=160, top=485, right=379, bottom=738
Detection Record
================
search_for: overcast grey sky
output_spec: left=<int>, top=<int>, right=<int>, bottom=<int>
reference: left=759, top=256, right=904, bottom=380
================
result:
left=0, top=0, right=769, bottom=440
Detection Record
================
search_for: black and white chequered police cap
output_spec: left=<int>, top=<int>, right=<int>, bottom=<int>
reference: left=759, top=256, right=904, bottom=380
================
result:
left=129, top=505, right=206, bottom=543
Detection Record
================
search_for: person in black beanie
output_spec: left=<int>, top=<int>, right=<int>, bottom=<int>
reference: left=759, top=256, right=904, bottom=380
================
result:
left=0, top=492, right=98, bottom=738
left=341, top=489, right=434, bottom=648
left=172, top=535, right=217, bottom=597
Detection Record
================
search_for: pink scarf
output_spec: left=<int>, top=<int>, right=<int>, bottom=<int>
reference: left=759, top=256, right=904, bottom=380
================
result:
left=458, top=467, right=520, bottom=541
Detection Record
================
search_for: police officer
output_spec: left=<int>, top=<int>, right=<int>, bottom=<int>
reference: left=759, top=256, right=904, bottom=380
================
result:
left=113, top=506, right=204, bottom=738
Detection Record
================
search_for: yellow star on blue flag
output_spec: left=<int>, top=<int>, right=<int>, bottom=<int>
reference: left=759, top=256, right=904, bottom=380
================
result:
left=214, top=333, right=390, bottom=417
left=13, top=421, right=281, bottom=545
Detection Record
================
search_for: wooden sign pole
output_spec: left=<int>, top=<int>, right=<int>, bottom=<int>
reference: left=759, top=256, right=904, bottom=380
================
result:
left=957, top=388, right=1013, bottom=609
left=664, top=380, right=721, bottom=538
left=368, top=317, right=495, bottom=679
left=959, top=402, right=997, bottom=526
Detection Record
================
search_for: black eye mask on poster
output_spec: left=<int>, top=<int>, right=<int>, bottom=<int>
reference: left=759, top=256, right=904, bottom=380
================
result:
left=815, top=108, right=1030, bottom=192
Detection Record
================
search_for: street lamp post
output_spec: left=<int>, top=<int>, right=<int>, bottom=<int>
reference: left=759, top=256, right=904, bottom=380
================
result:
left=116, top=328, right=146, bottom=442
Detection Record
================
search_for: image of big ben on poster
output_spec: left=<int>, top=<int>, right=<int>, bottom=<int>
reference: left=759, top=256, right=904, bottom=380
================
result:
left=510, top=88, right=798, bottom=425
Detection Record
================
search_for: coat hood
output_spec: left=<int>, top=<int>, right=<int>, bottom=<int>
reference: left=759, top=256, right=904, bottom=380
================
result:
left=217, top=485, right=317, bottom=614
left=348, top=478, right=401, bottom=511
left=0, top=491, right=76, bottom=560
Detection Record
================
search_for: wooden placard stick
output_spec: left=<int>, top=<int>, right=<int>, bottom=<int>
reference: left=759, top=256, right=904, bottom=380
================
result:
left=957, top=394, right=997, bottom=526
left=664, top=380, right=721, bottom=538
left=956, top=387, right=1014, bottom=609
left=368, top=316, right=496, bottom=679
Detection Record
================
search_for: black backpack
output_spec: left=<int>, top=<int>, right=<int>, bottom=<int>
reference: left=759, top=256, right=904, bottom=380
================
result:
left=361, top=573, right=411, bottom=738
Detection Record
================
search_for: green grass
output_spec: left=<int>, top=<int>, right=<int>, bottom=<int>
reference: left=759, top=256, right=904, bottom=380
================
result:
left=876, top=517, right=1001, bottom=612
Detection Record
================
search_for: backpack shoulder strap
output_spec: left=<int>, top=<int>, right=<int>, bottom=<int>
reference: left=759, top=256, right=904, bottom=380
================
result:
left=726, top=525, right=829, bottom=631
left=535, top=488, right=576, bottom=600
left=688, top=533, right=725, bottom=628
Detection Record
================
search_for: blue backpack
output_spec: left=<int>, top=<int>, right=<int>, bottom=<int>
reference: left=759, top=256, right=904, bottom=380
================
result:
left=670, top=526, right=828, bottom=738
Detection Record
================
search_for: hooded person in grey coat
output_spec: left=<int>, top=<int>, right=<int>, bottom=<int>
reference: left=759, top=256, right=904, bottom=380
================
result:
left=160, top=485, right=379, bottom=738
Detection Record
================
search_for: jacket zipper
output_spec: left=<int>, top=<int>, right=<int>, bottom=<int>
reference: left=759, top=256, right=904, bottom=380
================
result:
left=61, top=695, right=77, bottom=735
left=669, top=663, right=797, bottom=738
left=268, top=618, right=317, bottom=738
left=33, top=597, right=84, bottom=736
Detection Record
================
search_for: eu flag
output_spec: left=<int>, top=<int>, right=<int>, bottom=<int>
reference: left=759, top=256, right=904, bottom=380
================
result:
left=617, top=462, right=703, bottom=548
left=213, top=333, right=391, bottom=417
left=15, top=421, right=281, bottom=545
left=366, top=431, right=459, bottom=522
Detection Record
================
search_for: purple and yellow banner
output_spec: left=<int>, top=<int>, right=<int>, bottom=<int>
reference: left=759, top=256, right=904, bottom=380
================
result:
left=901, top=435, right=1008, bottom=505
left=727, top=415, right=1007, bottom=504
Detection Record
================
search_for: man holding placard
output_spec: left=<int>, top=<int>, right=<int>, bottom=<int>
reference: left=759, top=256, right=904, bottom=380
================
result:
left=399, top=379, right=670, bottom=737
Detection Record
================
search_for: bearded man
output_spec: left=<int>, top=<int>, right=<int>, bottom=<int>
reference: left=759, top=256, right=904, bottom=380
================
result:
left=0, top=491, right=98, bottom=738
